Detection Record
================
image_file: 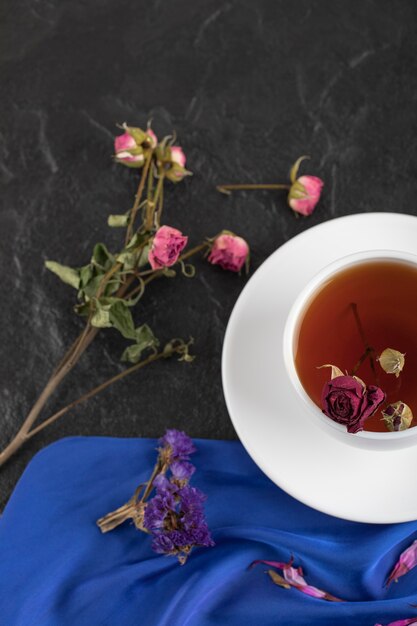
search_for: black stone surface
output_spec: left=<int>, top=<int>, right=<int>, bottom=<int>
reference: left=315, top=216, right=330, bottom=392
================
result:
left=1, top=0, right=417, bottom=507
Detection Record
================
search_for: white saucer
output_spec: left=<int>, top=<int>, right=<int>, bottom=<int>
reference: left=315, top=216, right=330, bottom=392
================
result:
left=222, top=213, right=417, bottom=523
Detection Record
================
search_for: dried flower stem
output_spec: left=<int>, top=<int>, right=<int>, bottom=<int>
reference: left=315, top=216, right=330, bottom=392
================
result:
left=126, top=152, right=153, bottom=244
left=217, top=183, right=290, bottom=195
left=0, top=241, right=206, bottom=467
left=350, top=302, right=378, bottom=381
left=27, top=342, right=183, bottom=439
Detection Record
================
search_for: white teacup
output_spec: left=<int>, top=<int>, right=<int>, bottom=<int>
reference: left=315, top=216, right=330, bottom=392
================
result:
left=283, top=249, right=417, bottom=451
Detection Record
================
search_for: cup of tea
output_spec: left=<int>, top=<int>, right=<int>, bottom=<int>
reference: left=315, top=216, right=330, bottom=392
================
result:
left=283, top=249, right=417, bottom=450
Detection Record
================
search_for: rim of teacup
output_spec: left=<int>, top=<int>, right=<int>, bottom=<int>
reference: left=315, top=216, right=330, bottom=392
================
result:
left=283, top=249, right=417, bottom=450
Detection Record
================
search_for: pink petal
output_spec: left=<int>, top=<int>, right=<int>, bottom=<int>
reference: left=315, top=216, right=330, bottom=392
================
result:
left=386, top=540, right=417, bottom=586
left=171, top=146, right=186, bottom=167
left=115, top=132, right=137, bottom=153
left=250, top=558, right=343, bottom=602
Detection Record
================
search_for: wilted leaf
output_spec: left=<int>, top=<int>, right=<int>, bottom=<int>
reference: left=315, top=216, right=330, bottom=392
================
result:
left=79, top=264, right=93, bottom=288
left=45, top=261, right=80, bottom=289
left=135, top=324, right=158, bottom=350
left=121, top=324, right=159, bottom=363
left=109, top=301, right=136, bottom=339
left=91, top=300, right=112, bottom=328
left=92, top=243, right=114, bottom=270
left=108, top=214, right=129, bottom=227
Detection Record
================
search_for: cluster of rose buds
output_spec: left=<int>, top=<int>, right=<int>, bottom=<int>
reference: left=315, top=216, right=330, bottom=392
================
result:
left=113, top=124, right=250, bottom=272
left=97, top=429, right=213, bottom=565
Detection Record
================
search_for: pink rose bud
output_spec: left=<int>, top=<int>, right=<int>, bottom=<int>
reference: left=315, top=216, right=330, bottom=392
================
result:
left=208, top=233, right=250, bottom=273
left=148, top=225, right=188, bottom=270
left=386, top=539, right=417, bottom=586
left=287, top=156, right=324, bottom=216
left=170, top=146, right=186, bottom=168
left=114, top=131, right=145, bottom=168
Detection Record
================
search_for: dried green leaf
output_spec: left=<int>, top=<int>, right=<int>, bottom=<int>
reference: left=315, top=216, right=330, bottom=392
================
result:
left=45, top=261, right=80, bottom=289
left=91, top=301, right=112, bottom=328
left=121, top=343, right=145, bottom=363
left=92, top=243, right=114, bottom=270
left=135, top=324, right=158, bottom=349
left=108, top=214, right=129, bottom=227
left=79, top=264, right=93, bottom=288
left=121, top=324, right=159, bottom=363
left=289, top=155, right=310, bottom=184
left=317, top=364, right=344, bottom=379
left=109, top=301, right=136, bottom=339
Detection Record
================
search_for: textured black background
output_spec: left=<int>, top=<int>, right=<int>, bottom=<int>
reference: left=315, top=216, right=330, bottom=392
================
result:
left=1, top=0, right=417, bottom=507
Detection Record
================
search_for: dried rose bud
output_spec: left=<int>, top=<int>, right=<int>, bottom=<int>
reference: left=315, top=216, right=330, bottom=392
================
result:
left=287, top=156, right=324, bottom=216
left=156, top=144, right=192, bottom=183
left=321, top=375, right=385, bottom=433
left=382, top=401, right=413, bottom=432
left=208, top=232, right=250, bottom=273
left=378, top=348, right=405, bottom=377
left=148, top=225, right=188, bottom=270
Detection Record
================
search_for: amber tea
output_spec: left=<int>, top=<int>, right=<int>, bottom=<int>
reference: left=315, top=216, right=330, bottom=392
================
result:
left=294, top=260, right=417, bottom=432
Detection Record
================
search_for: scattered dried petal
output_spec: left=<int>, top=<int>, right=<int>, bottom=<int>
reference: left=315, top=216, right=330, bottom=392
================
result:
left=386, top=539, right=417, bottom=586
left=251, top=558, right=344, bottom=602
left=382, top=402, right=413, bottom=432
left=375, top=617, right=417, bottom=626
left=378, top=348, right=405, bottom=378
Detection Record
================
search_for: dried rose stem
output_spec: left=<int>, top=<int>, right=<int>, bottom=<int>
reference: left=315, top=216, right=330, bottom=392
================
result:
left=146, top=173, right=165, bottom=230
left=126, top=152, right=153, bottom=244
left=0, top=268, right=138, bottom=467
left=217, top=183, right=290, bottom=195
left=352, top=347, right=373, bottom=375
left=350, top=303, right=378, bottom=380
left=27, top=346, right=179, bottom=439
left=0, top=242, right=207, bottom=467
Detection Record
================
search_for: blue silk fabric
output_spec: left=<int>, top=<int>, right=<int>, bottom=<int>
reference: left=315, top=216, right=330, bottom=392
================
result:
left=1, top=437, right=417, bottom=626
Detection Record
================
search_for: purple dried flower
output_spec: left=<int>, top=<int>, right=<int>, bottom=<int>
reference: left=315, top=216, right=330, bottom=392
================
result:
left=159, top=429, right=196, bottom=461
left=144, top=482, right=214, bottom=563
left=151, top=533, right=176, bottom=554
left=170, top=461, right=195, bottom=481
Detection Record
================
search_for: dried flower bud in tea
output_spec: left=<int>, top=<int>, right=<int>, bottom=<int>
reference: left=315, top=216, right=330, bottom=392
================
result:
left=382, top=401, right=413, bottom=432
left=378, top=348, right=405, bottom=378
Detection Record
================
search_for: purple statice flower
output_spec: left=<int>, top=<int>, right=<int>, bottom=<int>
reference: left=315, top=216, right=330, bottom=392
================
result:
left=170, top=461, right=195, bottom=481
left=151, top=533, right=176, bottom=555
left=144, top=482, right=214, bottom=563
left=159, top=429, right=196, bottom=461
